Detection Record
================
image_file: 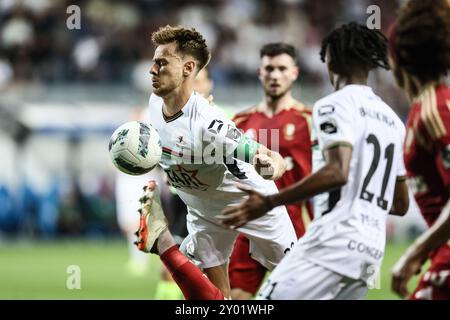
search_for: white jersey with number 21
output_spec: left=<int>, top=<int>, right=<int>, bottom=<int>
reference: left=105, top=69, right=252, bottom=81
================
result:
left=300, top=84, right=406, bottom=282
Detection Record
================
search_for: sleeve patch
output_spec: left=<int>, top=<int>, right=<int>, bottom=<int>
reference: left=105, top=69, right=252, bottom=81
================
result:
left=225, top=125, right=242, bottom=142
left=207, top=119, right=224, bottom=135
left=320, top=120, right=337, bottom=134
left=318, top=105, right=335, bottom=116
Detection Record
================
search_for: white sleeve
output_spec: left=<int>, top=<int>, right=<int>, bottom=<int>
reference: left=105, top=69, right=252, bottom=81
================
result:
left=201, top=110, right=243, bottom=161
left=313, top=97, right=356, bottom=150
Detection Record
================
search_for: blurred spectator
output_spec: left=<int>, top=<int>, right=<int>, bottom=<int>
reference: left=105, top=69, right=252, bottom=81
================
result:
left=0, top=0, right=403, bottom=88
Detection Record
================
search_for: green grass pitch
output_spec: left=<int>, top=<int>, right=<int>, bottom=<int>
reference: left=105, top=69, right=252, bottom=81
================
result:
left=0, top=239, right=422, bottom=299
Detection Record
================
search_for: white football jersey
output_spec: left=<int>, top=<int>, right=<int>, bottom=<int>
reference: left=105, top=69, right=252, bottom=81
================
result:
left=297, top=85, right=406, bottom=282
left=147, top=92, right=279, bottom=220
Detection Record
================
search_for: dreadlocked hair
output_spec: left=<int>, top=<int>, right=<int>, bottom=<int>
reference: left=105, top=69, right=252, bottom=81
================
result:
left=320, top=22, right=389, bottom=77
left=394, top=0, right=450, bottom=96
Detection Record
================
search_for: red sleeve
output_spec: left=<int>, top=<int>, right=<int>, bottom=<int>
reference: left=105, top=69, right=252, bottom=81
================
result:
left=434, top=127, right=450, bottom=187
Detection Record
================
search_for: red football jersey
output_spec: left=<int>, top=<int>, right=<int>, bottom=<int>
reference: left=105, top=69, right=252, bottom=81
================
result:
left=233, top=100, right=313, bottom=237
left=404, top=84, right=450, bottom=264
left=404, top=84, right=450, bottom=299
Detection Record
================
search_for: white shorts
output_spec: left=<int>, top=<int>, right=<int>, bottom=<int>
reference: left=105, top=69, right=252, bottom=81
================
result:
left=256, top=252, right=368, bottom=300
left=179, top=205, right=297, bottom=270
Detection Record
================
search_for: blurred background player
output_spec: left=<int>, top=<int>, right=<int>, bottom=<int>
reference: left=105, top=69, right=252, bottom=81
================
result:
left=220, top=22, right=410, bottom=299
left=229, top=42, right=313, bottom=299
left=389, top=0, right=450, bottom=300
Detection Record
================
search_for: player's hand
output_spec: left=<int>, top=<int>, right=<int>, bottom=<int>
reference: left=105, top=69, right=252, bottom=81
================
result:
left=391, top=248, right=427, bottom=298
left=253, top=153, right=275, bottom=179
left=217, top=185, right=273, bottom=228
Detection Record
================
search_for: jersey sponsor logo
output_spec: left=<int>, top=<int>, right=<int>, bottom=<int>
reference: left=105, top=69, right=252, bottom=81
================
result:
left=283, top=123, right=295, bottom=141
left=164, top=165, right=209, bottom=191
left=347, top=240, right=384, bottom=260
left=319, top=120, right=337, bottom=134
left=359, top=107, right=396, bottom=128
left=359, top=213, right=381, bottom=231
left=318, top=105, right=335, bottom=116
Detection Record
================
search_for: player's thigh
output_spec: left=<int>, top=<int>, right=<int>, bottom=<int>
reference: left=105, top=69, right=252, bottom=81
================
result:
left=240, top=206, right=297, bottom=271
left=180, top=211, right=238, bottom=269
left=229, top=234, right=267, bottom=295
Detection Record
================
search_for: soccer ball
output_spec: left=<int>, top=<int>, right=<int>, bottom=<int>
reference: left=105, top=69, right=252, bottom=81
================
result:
left=109, top=121, right=162, bottom=175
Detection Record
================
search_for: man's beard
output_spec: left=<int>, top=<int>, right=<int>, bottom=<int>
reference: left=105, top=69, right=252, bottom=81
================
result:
left=265, top=85, right=291, bottom=100
left=153, top=84, right=176, bottom=97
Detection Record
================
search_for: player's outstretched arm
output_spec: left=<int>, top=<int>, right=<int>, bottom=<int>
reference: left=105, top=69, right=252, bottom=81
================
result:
left=218, top=145, right=351, bottom=228
left=253, top=144, right=287, bottom=180
left=391, top=197, right=450, bottom=298
left=389, top=178, right=409, bottom=216
left=267, top=145, right=351, bottom=208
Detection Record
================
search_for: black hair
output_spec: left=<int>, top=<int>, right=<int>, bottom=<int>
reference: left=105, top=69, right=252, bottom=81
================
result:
left=260, top=42, right=297, bottom=63
left=320, top=22, right=389, bottom=76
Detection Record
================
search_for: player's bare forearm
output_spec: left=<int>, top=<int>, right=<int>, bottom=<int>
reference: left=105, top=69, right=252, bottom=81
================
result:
left=253, top=145, right=286, bottom=180
left=391, top=198, right=450, bottom=298
left=268, top=145, right=351, bottom=208
left=268, top=162, right=346, bottom=208
left=389, top=178, right=409, bottom=216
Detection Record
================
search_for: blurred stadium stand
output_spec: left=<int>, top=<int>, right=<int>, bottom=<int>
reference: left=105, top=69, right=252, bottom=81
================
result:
left=0, top=0, right=425, bottom=240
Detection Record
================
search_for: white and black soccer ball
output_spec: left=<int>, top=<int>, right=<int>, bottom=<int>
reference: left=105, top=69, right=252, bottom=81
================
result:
left=109, top=121, right=162, bottom=175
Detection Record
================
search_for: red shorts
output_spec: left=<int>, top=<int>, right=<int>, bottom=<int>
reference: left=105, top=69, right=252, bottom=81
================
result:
left=229, top=234, right=266, bottom=295
left=410, top=243, right=450, bottom=300
left=229, top=203, right=312, bottom=294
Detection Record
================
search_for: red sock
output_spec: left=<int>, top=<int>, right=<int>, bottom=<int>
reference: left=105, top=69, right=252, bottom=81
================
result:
left=160, top=245, right=224, bottom=300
